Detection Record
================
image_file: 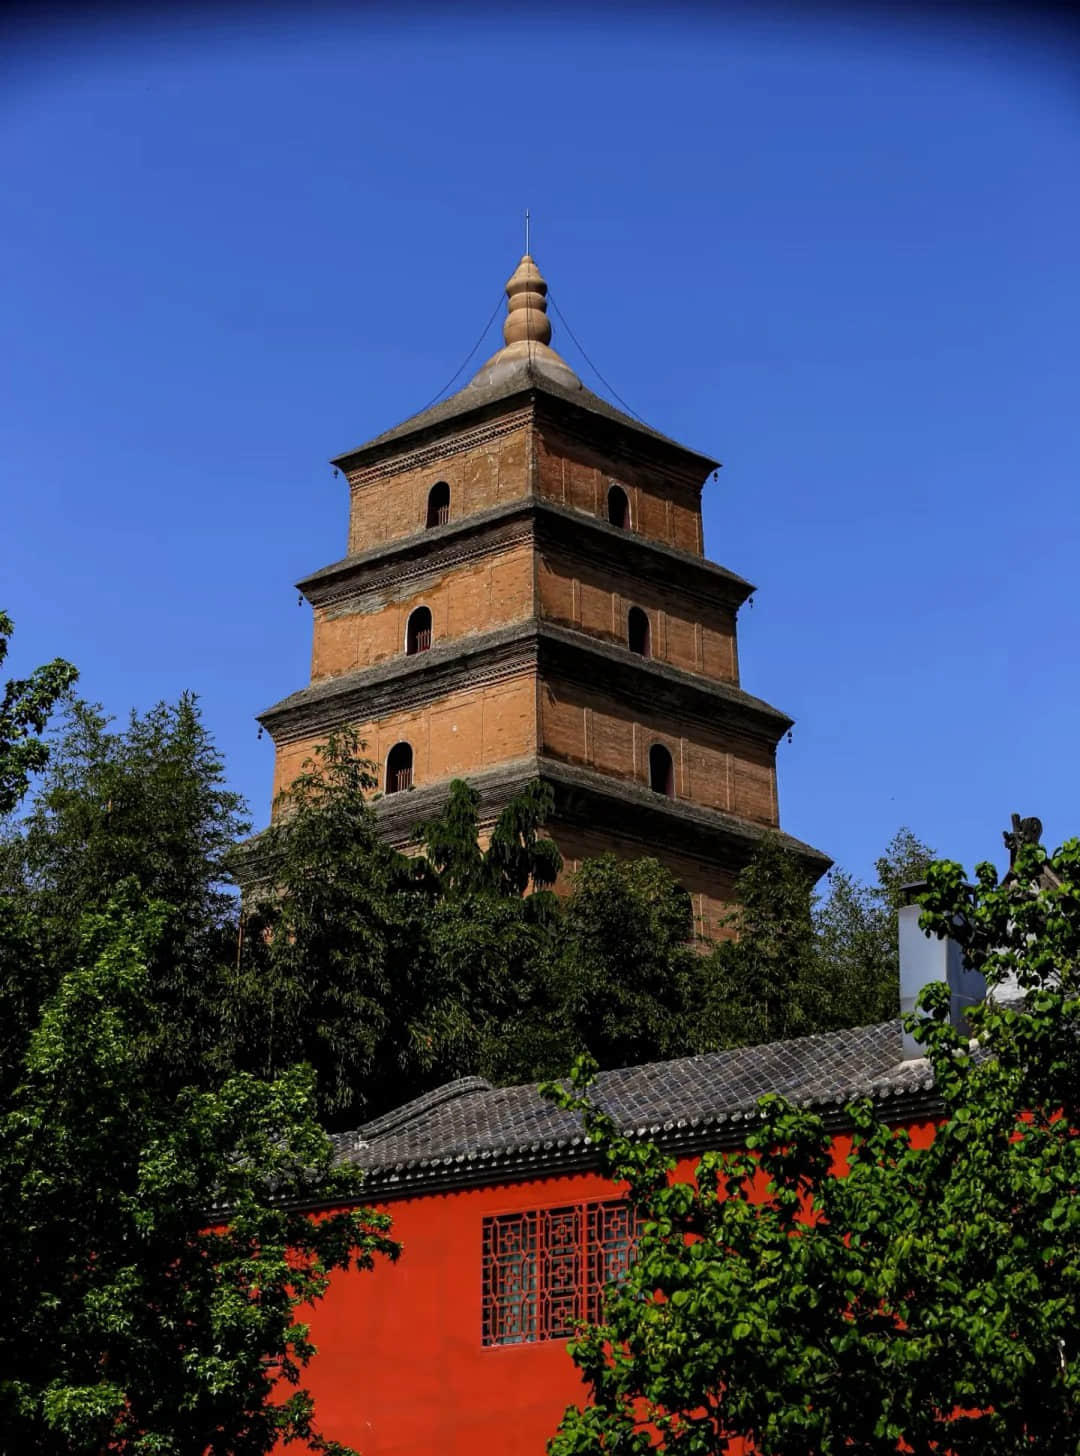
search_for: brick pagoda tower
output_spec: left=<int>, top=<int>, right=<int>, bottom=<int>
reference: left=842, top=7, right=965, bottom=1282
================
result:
left=258, top=254, right=828, bottom=937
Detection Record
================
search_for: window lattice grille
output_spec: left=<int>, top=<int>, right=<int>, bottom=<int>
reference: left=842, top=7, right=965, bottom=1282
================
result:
left=482, top=1199, right=636, bottom=1346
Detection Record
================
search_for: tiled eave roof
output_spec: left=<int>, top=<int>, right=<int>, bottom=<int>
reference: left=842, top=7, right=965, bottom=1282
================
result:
left=295, top=497, right=754, bottom=611
left=323, top=1021, right=940, bottom=1203
left=331, top=360, right=719, bottom=477
left=257, top=620, right=793, bottom=746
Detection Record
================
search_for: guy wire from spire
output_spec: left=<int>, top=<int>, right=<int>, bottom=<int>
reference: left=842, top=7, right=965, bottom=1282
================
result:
left=416, top=291, right=506, bottom=414
left=547, top=292, right=647, bottom=423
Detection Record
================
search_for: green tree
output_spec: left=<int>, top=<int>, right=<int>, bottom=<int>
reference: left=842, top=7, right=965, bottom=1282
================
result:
left=0, top=610, right=78, bottom=816
left=0, top=612, right=77, bottom=1091
left=236, top=744, right=562, bottom=1126
left=417, top=776, right=562, bottom=904
left=0, top=643, right=397, bottom=1455
left=7, top=693, right=249, bottom=1093
left=544, top=833, right=1080, bottom=1455
left=414, top=778, right=563, bottom=1090
left=0, top=890, right=397, bottom=1456
left=234, top=731, right=423, bottom=1128
left=534, top=854, right=705, bottom=1076
left=702, top=835, right=820, bottom=1046
left=815, top=826, right=936, bottom=1026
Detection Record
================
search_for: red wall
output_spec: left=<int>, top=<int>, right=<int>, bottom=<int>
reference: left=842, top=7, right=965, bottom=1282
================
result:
left=300, top=1121, right=939, bottom=1456
left=300, top=1166, right=622, bottom=1456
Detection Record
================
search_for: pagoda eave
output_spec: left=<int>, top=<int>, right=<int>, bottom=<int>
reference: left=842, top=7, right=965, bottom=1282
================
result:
left=257, top=620, right=793, bottom=748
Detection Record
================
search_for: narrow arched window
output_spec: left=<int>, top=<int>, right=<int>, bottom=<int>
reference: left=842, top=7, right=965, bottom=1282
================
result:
left=386, top=741, right=413, bottom=794
left=607, top=485, right=630, bottom=529
left=406, top=605, right=432, bottom=656
left=627, top=606, right=651, bottom=658
left=649, top=743, right=674, bottom=799
left=426, top=481, right=450, bottom=528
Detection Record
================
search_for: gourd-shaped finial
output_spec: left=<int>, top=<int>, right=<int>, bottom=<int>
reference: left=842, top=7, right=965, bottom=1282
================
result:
left=502, top=255, right=552, bottom=348
left=466, top=250, right=580, bottom=391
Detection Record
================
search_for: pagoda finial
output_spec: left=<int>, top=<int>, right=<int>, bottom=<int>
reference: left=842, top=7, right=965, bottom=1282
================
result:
left=465, top=249, right=580, bottom=392
left=502, top=254, right=552, bottom=349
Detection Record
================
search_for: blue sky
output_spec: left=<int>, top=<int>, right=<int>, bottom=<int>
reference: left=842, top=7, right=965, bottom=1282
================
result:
left=3, top=5, right=1078, bottom=885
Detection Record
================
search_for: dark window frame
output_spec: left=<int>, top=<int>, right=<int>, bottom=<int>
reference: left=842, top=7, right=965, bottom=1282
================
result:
left=426, top=481, right=451, bottom=529
left=607, top=484, right=630, bottom=529
left=385, top=741, right=414, bottom=794
left=648, top=743, right=675, bottom=798
left=406, top=605, right=432, bottom=656
left=627, top=606, right=651, bottom=658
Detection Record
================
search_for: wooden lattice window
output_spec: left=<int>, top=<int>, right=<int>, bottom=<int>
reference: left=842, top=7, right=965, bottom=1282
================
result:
left=482, top=1199, right=637, bottom=1346
left=406, top=605, right=432, bottom=655
left=607, top=484, right=630, bottom=529
left=426, top=481, right=450, bottom=528
left=627, top=606, right=651, bottom=658
left=385, top=741, right=413, bottom=794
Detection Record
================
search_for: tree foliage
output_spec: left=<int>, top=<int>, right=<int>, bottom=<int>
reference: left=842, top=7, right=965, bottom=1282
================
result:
left=0, top=610, right=78, bottom=817
left=703, top=836, right=820, bottom=1046
left=0, top=635, right=397, bottom=1456
left=544, top=834, right=1080, bottom=1455
left=542, top=855, right=705, bottom=1071
left=814, top=826, right=937, bottom=1026
left=5, top=676, right=941, bottom=1127
left=230, top=731, right=421, bottom=1126
left=700, top=827, right=937, bottom=1048
left=233, top=741, right=570, bottom=1125
left=8, top=693, right=249, bottom=1094
left=0, top=891, right=397, bottom=1456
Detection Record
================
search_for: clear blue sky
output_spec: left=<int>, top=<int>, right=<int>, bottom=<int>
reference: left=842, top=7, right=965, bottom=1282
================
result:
left=3, top=5, right=1078, bottom=885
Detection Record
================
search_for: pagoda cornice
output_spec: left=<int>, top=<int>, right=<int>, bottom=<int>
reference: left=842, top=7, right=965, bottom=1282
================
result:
left=331, top=377, right=719, bottom=487
left=257, top=619, right=792, bottom=747
left=368, top=754, right=830, bottom=881
left=296, top=497, right=754, bottom=613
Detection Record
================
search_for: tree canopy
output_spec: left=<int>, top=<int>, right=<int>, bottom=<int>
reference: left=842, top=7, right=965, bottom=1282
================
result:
left=544, top=833, right=1080, bottom=1455
left=4, top=667, right=939, bottom=1127
left=0, top=620, right=398, bottom=1456
left=0, top=610, right=78, bottom=817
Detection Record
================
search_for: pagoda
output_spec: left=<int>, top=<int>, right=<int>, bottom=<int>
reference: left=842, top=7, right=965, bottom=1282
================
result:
left=258, top=254, right=828, bottom=936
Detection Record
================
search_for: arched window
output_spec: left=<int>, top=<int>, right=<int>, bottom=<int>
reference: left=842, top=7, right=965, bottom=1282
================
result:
left=386, top=742, right=413, bottom=794
left=406, top=605, right=432, bottom=656
left=627, top=606, right=651, bottom=658
left=649, top=743, right=674, bottom=799
left=607, top=485, right=630, bottom=529
left=426, top=481, right=450, bottom=529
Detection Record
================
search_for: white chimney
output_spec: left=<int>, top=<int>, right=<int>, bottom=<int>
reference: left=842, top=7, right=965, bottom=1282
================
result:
left=898, top=882, right=985, bottom=1059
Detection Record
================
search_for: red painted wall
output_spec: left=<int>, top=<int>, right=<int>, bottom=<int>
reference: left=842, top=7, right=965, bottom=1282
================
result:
left=299, top=1120, right=940, bottom=1456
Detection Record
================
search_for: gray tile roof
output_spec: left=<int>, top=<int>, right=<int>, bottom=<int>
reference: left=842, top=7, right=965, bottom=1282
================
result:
left=332, top=1020, right=938, bottom=1198
left=330, top=355, right=719, bottom=472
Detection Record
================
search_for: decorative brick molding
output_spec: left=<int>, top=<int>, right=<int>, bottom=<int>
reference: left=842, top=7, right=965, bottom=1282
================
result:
left=367, top=754, right=828, bottom=878
left=343, top=409, right=533, bottom=489
left=297, top=498, right=752, bottom=613
left=258, top=619, right=790, bottom=748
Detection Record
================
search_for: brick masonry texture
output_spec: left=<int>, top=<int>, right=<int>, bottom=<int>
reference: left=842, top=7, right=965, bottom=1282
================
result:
left=270, top=674, right=538, bottom=804
left=346, top=419, right=532, bottom=556
left=533, top=422, right=704, bottom=555
left=266, top=385, right=822, bottom=931
left=311, top=542, right=535, bottom=680
left=537, top=548, right=738, bottom=683
left=538, top=676, right=777, bottom=826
